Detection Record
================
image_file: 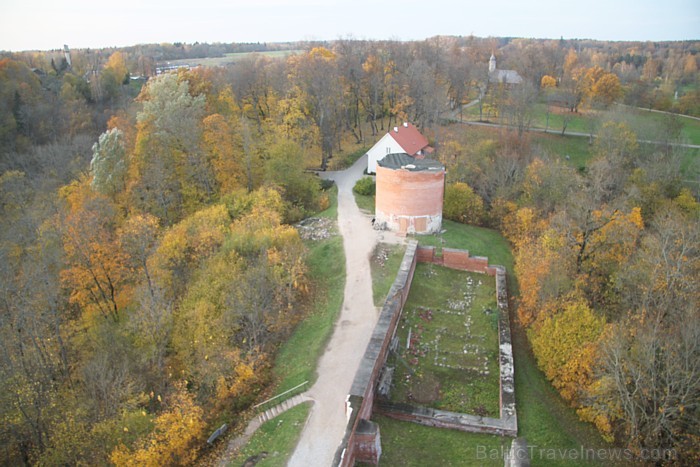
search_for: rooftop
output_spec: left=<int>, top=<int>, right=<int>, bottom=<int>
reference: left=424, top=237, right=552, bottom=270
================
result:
left=389, top=122, right=430, bottom=155
left=377, top=153, right=444, bottom=171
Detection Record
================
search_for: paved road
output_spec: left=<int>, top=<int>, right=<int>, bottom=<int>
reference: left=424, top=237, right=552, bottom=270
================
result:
left=287, top=154, right=382, bottom=466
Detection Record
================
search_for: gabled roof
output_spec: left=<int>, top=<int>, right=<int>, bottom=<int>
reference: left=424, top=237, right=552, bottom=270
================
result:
left=377, top=153, right=444, bottom=171
left=388, top=123, right=430, bottom=156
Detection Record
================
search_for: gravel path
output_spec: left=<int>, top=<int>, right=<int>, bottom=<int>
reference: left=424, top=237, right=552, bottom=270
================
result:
left=287, top=154, right=390, bottom=466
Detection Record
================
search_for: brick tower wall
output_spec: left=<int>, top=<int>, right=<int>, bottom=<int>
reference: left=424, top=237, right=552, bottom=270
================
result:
left=375, top=166, right=445, bottom=235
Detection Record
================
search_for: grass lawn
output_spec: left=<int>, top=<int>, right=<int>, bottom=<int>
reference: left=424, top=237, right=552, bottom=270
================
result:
left=414, top=220, right=514, bottom=278
left=353, top=192, right=375, bottom=214
left=532, top=133, right=592, bottom=170
left=373, top=414, right=510, bottom=466
left=531, top=103, right=592, bottom=135
left=273, top=186, right=345, bottom=393
left=370, top=243, right=406, bottom=306
left=375, top=221, right=615, bottom=466
left=388, top=264, right=500, bottom=416
left=230, top=402, right=311, bottom=467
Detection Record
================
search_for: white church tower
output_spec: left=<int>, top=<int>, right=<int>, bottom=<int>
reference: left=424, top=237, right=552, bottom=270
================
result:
left=489, top=53, right=496, bottom=73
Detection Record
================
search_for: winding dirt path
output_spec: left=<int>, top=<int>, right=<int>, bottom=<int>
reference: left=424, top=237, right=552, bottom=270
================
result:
left=287, top=154, right=383, bottom=466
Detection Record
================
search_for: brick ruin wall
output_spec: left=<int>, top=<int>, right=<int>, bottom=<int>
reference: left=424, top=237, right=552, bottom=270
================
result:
left=334, top=241, right=419, bottom=466
left=334, top=243, right=517, bottom=466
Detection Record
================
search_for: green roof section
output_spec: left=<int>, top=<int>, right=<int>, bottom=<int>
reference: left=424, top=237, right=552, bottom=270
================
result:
left=377, top=153, right=444, bottom=171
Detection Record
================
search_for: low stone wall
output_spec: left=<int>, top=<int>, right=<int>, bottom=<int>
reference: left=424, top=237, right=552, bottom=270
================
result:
left=374, top=401, right=517, bottom=437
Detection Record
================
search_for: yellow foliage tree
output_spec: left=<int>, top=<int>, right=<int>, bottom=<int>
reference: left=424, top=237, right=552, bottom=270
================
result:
left=529, top=297, right=606, bottom=405
left=540, top=75, right=557, bottom=89
left=110, top=382, right=205, bottom=466
left=149, top=204, right=230, bottom=297
left=59, top=179, right=131, bottom=322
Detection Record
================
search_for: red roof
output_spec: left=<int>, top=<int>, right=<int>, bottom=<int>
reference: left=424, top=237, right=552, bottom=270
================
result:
left=389, top=123, right=429, bottom=156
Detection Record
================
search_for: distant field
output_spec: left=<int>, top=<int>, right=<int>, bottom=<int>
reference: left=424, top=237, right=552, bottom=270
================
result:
left=460, top=100, right=700, bottom=146
left=160, top=50, right=301, bottom=68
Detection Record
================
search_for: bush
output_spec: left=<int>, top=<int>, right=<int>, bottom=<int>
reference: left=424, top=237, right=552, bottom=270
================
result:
left=443, top=182, right=485, bottom=225
left=320, top=179, right=335, bottom=191
left=353, top=177, right=375, bottom=196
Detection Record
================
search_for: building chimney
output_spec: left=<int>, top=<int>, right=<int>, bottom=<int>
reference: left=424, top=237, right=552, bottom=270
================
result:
left=394, top=126, right=398, bottom=133
left=403, top=122, right=408, bottom=127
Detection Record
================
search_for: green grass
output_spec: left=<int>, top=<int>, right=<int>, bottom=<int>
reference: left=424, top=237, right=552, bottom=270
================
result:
left=463, top=99, right=700, bottom=147
left=376, top=221, right=615, bottom=466
left=533, top=133, right=593, bottom=170
left=273, top=186, right=345, bottom=393
left=370, top=243, right=406, bottom=306
left=318, top=185, right=338, bottom=220
left=353, top=192, right=375, bottom=214
left=388, top=265, right=500, bottom=416
left=373, top=414, right=509, bottom=466
left=618, top=105, right=700, bottom=145
left=415, top=220, right=514, bottom=275
left=531, top=104, right=592, bottom=134
left=230, top=402, right=311, bottom=467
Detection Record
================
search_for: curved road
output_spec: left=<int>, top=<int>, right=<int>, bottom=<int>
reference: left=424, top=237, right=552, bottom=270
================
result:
left=287, top=154, right=381, bottom=466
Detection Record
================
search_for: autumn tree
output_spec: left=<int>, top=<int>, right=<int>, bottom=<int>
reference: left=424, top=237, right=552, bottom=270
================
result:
left=110, top=382, right=206, bottom=466
left=443, top=182, right=485, bottom=225
left=59, top=179, right=130, bottom=322
left=588, top=121, right=638, bottom=204
left=91, top=128, right=127, bottom=198
left=100, top=52, right=129, bottom=104
left=530, top=297, right=606, bottom=404
left=360, top=53, right=387, bottom=135
left=592, top=205, right=700, bottom=459
left=264, top=140, right=321, bottom=221
left=129, top=73, right=210, bottom=222
left=287, top=47, right=343, bottom=169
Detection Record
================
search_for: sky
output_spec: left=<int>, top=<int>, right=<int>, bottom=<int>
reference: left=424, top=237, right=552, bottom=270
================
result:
left=1, top=0, right=698, bottom=52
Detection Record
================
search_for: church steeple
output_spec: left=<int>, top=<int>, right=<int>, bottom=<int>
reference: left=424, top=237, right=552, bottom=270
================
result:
left=489, top=53, right=496, bottom=73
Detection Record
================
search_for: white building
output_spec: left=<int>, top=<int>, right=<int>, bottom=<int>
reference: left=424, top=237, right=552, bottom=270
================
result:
left=488, top=53, right=523, bottom=85
left=366, top=122, right=433, bottom=174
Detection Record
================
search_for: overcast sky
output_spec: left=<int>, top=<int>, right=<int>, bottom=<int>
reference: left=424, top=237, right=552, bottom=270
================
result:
left=1, top=0, right=698, bottom=52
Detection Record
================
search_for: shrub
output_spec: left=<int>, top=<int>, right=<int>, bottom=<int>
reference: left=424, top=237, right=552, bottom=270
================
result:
left=353, top=177, right=375, bottom=196
left=443, top=182, right=485, bottom=225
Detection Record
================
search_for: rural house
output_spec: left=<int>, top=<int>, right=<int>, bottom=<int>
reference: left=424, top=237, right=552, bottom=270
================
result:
left=366, top=122, right=433, bottom=174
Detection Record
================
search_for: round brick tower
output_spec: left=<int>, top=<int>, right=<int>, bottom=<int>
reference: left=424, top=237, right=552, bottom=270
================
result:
left=375, top=153, right=445, bottom=235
